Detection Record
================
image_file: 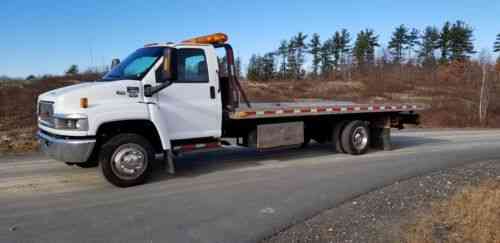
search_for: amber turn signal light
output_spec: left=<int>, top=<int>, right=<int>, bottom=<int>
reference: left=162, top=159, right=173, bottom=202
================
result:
left=80, top=98, right=88, bottom=108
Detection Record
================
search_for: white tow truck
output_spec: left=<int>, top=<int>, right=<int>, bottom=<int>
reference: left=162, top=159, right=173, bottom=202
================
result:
left=37, top=33, right=424, bottom=187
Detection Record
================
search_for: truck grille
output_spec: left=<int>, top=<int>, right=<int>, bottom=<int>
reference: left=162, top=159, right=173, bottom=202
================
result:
left=38, top=101, right=54, bottom=127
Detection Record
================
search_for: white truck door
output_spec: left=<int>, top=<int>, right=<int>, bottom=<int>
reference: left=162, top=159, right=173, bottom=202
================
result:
left=156, top=47, right=222, bottom=140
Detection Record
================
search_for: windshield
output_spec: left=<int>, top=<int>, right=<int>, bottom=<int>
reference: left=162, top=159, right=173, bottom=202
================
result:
left=102, top=47, right=164, bottom=81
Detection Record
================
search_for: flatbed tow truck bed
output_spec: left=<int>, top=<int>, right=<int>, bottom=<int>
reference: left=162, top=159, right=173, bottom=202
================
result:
left=229, top=101, right=425, bottom=119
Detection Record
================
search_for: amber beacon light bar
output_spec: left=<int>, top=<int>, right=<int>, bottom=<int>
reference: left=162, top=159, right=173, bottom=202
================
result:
left=181, top=33, right=228, bottom=45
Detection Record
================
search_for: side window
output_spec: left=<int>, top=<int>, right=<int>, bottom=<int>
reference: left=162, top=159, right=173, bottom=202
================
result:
left=177, top=49, right=209, bottom=82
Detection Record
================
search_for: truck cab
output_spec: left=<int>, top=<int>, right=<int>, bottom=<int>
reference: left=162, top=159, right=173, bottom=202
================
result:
left=38, top=34, right=233, bottom=187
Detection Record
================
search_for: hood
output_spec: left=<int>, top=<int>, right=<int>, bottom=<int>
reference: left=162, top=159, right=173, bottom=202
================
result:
left=39, top=82, right=101, bottom=101
left=38, top=80, right=144, bottom=115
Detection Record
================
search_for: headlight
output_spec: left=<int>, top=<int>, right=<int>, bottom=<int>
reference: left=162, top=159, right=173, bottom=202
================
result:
left=53, top=114, right=89, bottom=131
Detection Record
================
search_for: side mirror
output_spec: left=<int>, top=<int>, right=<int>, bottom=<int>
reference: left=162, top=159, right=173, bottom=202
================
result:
left=111, top=58, right=120, bottom=69
left=158, top=48, right=175, bottom=82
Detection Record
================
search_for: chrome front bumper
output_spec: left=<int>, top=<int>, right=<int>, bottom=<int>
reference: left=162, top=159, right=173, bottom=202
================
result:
left=37, top=130, right=96, bottom=163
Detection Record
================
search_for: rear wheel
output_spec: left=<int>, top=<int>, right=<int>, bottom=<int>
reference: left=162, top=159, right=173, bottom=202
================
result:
left=332, top=121, right=349, bottom=153
left=341, top=120, right=370, bottom=155
left=99, top=133, right=154, bottom=187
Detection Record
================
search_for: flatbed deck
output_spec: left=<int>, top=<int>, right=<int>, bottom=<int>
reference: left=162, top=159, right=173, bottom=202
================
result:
left=230, top=101, right=425, bottom=119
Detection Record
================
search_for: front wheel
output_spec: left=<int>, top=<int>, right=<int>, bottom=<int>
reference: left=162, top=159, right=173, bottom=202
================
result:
left=99, top=134, right=154, bottom=187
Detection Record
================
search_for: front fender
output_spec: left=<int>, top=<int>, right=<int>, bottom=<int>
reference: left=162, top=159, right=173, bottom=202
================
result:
left=89, top=103, right=171, bottom=151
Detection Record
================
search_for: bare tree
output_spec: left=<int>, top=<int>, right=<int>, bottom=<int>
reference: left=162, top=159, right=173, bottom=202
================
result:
left=478, top=49, right=492, bottom=125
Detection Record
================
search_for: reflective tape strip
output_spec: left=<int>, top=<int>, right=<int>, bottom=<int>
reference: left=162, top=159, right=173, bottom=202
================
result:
left=233, top=104, right=423, bottom=118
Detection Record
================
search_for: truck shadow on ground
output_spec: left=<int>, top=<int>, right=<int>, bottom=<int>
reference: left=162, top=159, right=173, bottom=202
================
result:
left=149, top=135, right=447, bottom=183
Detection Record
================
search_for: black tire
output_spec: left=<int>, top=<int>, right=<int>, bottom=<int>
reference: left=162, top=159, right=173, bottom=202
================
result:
left=99, top=133, right=155, bottom=187
left=332, top=121, right=349, bottom=153
left=340, top=120, right=370, bottom=155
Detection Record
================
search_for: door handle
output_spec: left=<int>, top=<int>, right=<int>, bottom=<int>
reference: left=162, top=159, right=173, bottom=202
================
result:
left=210, top=86, right=216, bottom=99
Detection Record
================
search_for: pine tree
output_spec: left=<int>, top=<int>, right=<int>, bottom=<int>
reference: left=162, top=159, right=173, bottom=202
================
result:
left=388, top=25, right=409, bottom=64
left=331, top=31, right=342, bottom=69
left=308, top=33, right=322, bottom=77
left=293, top=32, right=308, bottom=79
left=494, top=33, right=500, bottom=53
left=247, top=55, right=260, bottom=81
left=418, top=26, right=440, bottom=67
left=407, top=28, right=420, bottom=62
left=495, top=34, right=500, bottom=72
left=448, top=20, right=475, bottom=61
left=261, top=52, right=276, bottom=81
left=277, top=40, right=288, bottom=79
left=353, top=29, right=379, bottom=70
left=320, top=39, right=333, bottom=76
left=439, top=21, right=452, bottom=63
left=65, top=64, right=79, bottom=75
left=339, top=29, right=351, bottom=62
left=286, top=39, right=298, bottom=79
left=338, top=29, right=351, bottom=80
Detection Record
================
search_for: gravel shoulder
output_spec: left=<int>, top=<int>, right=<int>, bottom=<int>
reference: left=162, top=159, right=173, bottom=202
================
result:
left=262, top=160, right=500, bottom=243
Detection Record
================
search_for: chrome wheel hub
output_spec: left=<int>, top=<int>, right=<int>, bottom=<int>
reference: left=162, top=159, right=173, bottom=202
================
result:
left=111, top=144, right=147, bottom=180
left=352, top=127, right=368, bottom=150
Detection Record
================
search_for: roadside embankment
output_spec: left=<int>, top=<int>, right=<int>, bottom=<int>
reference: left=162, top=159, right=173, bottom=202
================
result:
left=263, top=160, right=500, bottom=243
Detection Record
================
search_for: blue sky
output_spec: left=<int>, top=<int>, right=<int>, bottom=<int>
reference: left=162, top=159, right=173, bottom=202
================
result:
left=1, top=0, right=499, bottom=77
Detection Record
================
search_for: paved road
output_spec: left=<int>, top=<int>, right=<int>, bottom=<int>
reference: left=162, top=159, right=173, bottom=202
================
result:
left=1, top=129, right=500, bottom=243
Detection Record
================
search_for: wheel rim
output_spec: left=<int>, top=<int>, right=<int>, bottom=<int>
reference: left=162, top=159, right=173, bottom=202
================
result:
left=352, top=126, right=368, bottom=151
left=110, top=143, right=148, bottom=180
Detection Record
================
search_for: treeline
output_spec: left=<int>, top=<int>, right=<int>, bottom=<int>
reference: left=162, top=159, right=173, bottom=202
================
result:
left=247, top=20, right=500, bottom=81
left=14, top=64, right=109, bottom=82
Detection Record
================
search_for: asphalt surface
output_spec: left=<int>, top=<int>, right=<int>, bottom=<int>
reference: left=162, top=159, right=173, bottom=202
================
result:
left=1, top=129, right=500, bottom=243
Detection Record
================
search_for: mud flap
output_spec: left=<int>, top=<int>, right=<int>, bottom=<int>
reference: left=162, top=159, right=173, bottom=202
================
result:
left=164, top=150, right=175, bottom=174
left=371, top=128, right=391, bottom=151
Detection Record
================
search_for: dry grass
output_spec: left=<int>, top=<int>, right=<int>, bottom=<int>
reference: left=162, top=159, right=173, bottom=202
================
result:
left=0, top=127, right=39, bottom=155
left=405, top=180, right=500, bottom=243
